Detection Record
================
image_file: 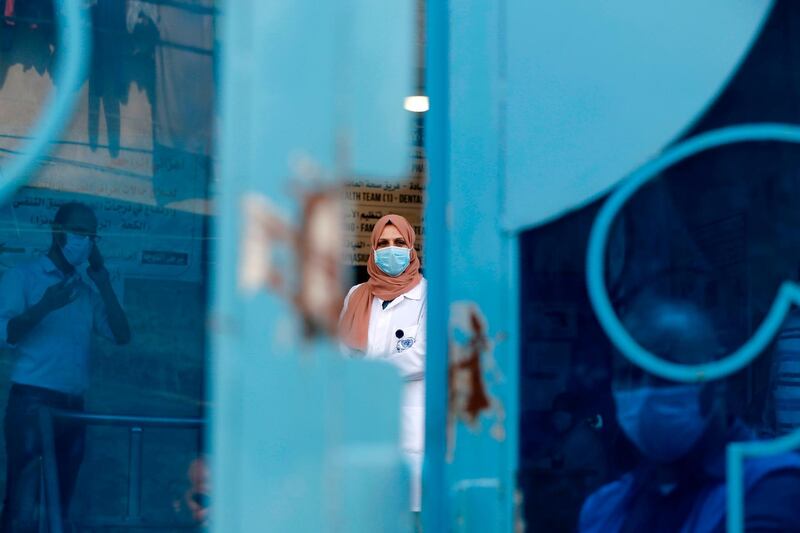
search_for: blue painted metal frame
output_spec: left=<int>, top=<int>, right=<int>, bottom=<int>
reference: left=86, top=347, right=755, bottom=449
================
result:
left=422, top=0, right=449, bottom=530
left=0, top=0, right=90, bottom=204
left=39, top=409, right=205, bottom=533
left=213, top=1, right=414, bottom=531
left=726, top=430, right=800, bottom=533
left=425, top=0, right=519, bottom=529
left=585, top=122, right=800, bottom=533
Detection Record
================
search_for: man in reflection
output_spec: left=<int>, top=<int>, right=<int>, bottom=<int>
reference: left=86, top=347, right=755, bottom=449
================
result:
left=0, top=202, right=130, bottom=532
left=580, top=295, right=800, bottom=533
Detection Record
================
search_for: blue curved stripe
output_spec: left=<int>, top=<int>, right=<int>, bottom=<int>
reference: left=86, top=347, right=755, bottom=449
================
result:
left=586, top=123, right=800, bottom=383
left=0, top=0, right=91, bottom=204
left=585, top=123, right=800, bottom=533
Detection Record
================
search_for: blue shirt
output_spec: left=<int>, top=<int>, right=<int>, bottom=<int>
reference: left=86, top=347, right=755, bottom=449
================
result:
left=580, top=421, right=800, bottom=533
left=0, top=256, right=114, bottom=395
left=770, top=308, right=800, bottom=434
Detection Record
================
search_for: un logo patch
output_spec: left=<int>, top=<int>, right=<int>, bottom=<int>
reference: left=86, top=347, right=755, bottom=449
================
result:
left=396, top=337, right=415, bottom=352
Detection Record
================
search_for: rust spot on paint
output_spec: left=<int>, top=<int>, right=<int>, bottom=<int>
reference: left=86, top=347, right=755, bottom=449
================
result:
left=294, top=189, right=345, bottom=338
left=447, top=302, right=506, bottom=460
left=239, top=184, right=345, bottom=341
left=450, top=309, right=491, bottom=423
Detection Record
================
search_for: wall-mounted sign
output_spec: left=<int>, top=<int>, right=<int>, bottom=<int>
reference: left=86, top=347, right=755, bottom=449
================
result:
left=343, top=141, right=426, bottom=266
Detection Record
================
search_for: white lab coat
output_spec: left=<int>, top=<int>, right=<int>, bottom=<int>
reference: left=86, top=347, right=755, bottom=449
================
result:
left=341, top=277, right=426, bottom=511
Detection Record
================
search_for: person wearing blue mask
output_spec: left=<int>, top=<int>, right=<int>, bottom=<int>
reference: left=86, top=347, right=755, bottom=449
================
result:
left=339, top=214, right=426, bottom=520
left=0, top=202, right=130, bottom=532
left=580, top=296, right=800, bottom=533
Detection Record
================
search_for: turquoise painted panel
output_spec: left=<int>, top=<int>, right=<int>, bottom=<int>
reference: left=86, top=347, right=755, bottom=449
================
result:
left=431, top=0, right=519, bottom=530
left=421, top=0, right=450, bottom=531
left=350, top=0, right=415, bottom=177
left=503, top=0, right=773, bottom=231
left=213, top=0, right=415, bottom=531
left=229, top=0, right=413, bottom=188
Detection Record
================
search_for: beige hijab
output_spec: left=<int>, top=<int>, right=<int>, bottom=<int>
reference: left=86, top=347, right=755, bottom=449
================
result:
left=339, top=214, right=422, bottom=350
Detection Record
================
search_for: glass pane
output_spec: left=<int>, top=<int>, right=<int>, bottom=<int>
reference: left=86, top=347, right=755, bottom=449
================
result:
left=519, top=4, right=800, bottom=531
left=0, top=0, right=214, bottom=529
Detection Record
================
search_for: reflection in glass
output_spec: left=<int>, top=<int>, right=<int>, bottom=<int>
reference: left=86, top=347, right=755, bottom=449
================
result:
left=0, top=0, right=213, bottom=530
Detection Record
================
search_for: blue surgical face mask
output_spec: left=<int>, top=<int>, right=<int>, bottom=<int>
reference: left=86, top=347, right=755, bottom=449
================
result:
left=61, top=232, right=93, bottom=267
left=613, top=384, right=711, bottom=463
left=374, top=246, right=411, bottom=277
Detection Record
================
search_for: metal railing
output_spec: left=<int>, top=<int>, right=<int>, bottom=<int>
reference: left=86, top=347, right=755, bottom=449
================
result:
left=38, top=408, right=205, bottom=533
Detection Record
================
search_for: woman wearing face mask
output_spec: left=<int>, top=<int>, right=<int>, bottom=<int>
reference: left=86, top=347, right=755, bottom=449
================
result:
left=339, top=214, right=426, bottom=517
left=579, top=297, right=800, bottom=533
